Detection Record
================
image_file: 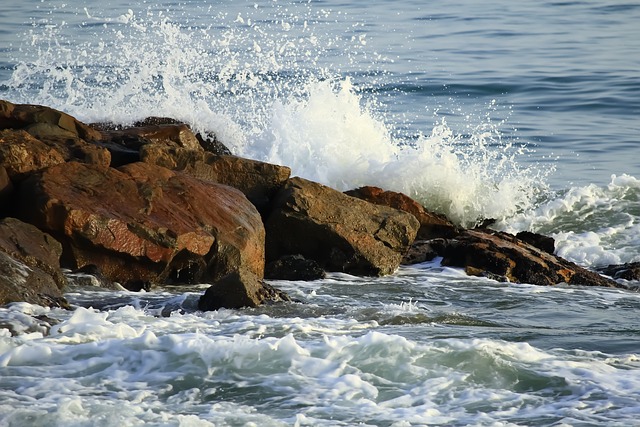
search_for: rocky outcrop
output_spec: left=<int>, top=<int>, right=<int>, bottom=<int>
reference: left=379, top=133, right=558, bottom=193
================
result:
left=141, top=145, right=291, bottom=213
left=198, top=269, right=291, bottom=311
left=266, top=177, right=420, bottom=276
left=0, top=218, right=69, bottom=308
left=413, top=229, right=620, bottom=288
left=16, top=161, right=266, bottom=289
left=345, top=186, right=460, bottom=240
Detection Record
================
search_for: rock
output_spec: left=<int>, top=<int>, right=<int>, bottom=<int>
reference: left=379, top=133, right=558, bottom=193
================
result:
left=198, top=269, right=291, bottom=311
left=599, top=262, right=640, bottom=281
left=0, top=99, right=102, bottom=141
left=0, top=218, right=69, bottom=308
left=265, top=177, right=420, bottom=276
left=0, top=165, right=13, bottom=211
left=141, top=145, right=291, bottom=213
left=0, top=129, right=66, bottom=180
left=345, top=186, right=460, bottom=240
left=66, top=265, right=128, bottom=291
left=0, top=252, right=69, bottom=308
left=0, top=100, right=110, bottom=168
left=402, top=240, right=441, bottom=265
left=265, top=254, right=326, bottom=281
left=427, top=228, right=620, bottom=288
left=16, top=161, right=265, bottom=288
left=516, top=231, right=555, bottom=254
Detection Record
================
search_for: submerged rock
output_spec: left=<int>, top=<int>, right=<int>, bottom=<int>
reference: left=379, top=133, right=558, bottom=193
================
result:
left=266, top=177, right=419, bottom=276
left=16, top=161, right=265, bottom=288
left=198, top=269, right=291, bottom=311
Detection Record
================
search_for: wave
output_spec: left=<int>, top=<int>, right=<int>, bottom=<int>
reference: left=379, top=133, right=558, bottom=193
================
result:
left=1, top=2, right=550, bottom=227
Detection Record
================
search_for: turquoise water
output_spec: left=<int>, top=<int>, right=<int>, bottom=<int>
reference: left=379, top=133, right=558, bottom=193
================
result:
left=1, top=1, right=640, bottom=425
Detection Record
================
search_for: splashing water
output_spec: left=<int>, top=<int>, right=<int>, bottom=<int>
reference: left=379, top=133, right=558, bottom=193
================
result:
left=3, top=2, right=550, bottom=227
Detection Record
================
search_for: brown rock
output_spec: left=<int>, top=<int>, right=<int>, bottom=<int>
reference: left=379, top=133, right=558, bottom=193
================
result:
left=198, top=269, right=291, bottom=311
left=141, top=145, right=291, bottom=213
left=0, top=165, right=13, bottom=210
left=0, top=99, right=102, bottom=141
left=345, top=186, right=460, bottom=240
left=16, top=161, right=265, bottom=287
left=0, top=129, right=66, bottom=180
left=430, top=228, right=620, bottom=288
left=0, top=218, right=68, bottom=308
left=515, top=231, right=555, bottom=254
left=265, top=177, right=420, bottom=276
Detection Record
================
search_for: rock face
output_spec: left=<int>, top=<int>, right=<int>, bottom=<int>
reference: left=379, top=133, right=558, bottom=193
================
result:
left=345, top=186, right=460, bottom=240
left=420, top=229, right=620, bottom=288
left=198, top=269, right=291, bottom=311
left=0, top=218, right=68, bottom=308
left=266, top=177, right=420, bottom=276
left=16, top=161, right=265, bottom=288
left=141, top=146, right=290, bottom=214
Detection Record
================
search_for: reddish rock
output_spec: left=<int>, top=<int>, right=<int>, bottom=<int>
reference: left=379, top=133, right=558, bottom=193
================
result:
left=426, top=228, right=620, bottom=288
left=141, top=145, right=291, bottom=212
left=198, top=269, right=291, bottom=311
left=16, top=161, right=265, bottom=288
left=265, top=177, right=420, bottom=276
left=0, top=218, right=68, bottom=308
left=345, top=186, right=460, bottom=240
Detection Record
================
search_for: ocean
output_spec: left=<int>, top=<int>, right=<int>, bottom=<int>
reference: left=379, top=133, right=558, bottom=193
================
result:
left=1, top=0, right=640, bottom=425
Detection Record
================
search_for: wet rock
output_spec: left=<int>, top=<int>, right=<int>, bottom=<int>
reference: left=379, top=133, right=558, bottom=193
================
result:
left=265, top=177, right=420, bottom=276
left=345, top=186, right=461, bottom=240
left=402, top=240, right=441, bottom=265
left=0, top=165, right=13, bottom=211
left=427, top=228, right=620, bottom=288
left=0, top=218, right=69, bottom=308
left=16, top=161, right=265, bottom=287
left=516, top=231, right=555, bottom=254
left=265, top=254, right=326, bottom=281
left=141, top=145, right=291, bottom=213
left=66, top=265, right=128, bottom=291
left=198, top=269, right=291, bottom=311
left=599, top=262, right=640, bottom=281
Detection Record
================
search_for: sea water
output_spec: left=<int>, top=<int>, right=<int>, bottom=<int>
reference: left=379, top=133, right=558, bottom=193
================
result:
left=1, top=1, right=640, bottom=425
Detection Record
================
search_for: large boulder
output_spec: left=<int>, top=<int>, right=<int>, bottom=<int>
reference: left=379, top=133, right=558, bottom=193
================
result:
left=141, top=145, right=291, bottom=213
left=0, top=218, right=68, bottom=308
left=265, top=177, right=420, bottom=276
left=345, top=186, right=460, bottom=240
left=16, top=161, right=265, bottom=288
left=417, top=228, right=621, bottom=288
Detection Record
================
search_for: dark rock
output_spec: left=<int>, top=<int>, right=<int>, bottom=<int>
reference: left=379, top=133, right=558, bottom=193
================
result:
left=141, top=145, right=290, bottom=213
left=402, top=240, right=440, bottom=265
left=0, top=218, right=69, bottom=308
left=16, top=161, right=265, bottom=287
left=345, top=186, right=460, bottom=240
left=198, top=269, right=291, bottom=311
left=196, top=132, right=232, bottom=156
left=266, top=177, right=420, bottom=276
left=428, top=228, right=620, bottom=288
left=265, top=254, right=326, bottom=281
left=599, top=262, right=640, bottom=281
left=0, top=165, right=13, bottom=212
left=516, top=231, right=555, bottom=254
left=66, top=265, right=128, bottom=291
